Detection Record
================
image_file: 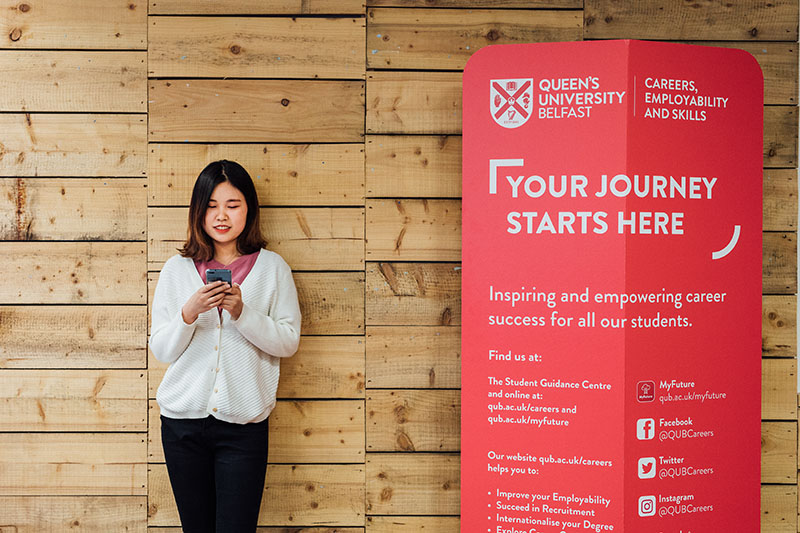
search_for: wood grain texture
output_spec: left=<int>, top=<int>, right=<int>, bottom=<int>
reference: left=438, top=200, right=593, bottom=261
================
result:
left=366, top=326, right=460, bottom=388
left=0, top=370, right=146, bottom=431
left=760, top=485, right=797, bottom=532
left=367, top=8, right=581, bottom=69
left=149, top=400, right=365, bottom=463
left=366, top=516, right=459, bottom=532
left=686, top=42, right=797, bottom=105
left=763, top=358, right=798, bottom=420
left=366, top=199, right=460, bottom=261
left=762, top=295, right=796, bottom=357
left=764, top=169, right=797, bottom=231
left=762, top=421, right=796, bottom=484
left=367, top=389, right=459, bottom=451
left=366, top=453, right=459, bottom=514
left=0, top=496, right=147, bottom=532
left=149, top=143, right=365, bottom=207
left=366, top=135, right=461, bottom=198
left=148, top=207, right=364, bottom=271
left=763, top=232, right=797, bottom=294
left=584, top=0, right=799, bottom=41
left=0, top=114, right=147, bottom=177
left=149, top=79, right=365, bottom=143
left=0, top=178, right=147, bottom=241
left=149, top=0, right=366, bottom=14
left=0, top=51, right=146, bottom=112
left=2, top=242, right=146, bottom=304
left=0, top=0, right=147, bottom=49
left=765, top=105, right=798, bottom=168
left=149, top=337, right=366, bottom=399
left=366, top=71, right=461, bottom=134
left=155, top=529, right=363, bottom=533
left=366, top=262, right=461, bottom=326
left=149, top=463, right=365, bottom=526
left=0, top=433, right=146, bottom=495
left=149, top=17, right=365, bottom=79
left=0, top=305, right=147, bottom=369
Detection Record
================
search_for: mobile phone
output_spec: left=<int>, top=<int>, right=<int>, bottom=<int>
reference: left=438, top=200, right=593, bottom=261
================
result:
left=206, top=268, right=232, bottom=286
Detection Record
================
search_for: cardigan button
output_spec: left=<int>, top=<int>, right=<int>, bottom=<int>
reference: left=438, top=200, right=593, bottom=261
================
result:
left=212, top=408, right=218, bottom=412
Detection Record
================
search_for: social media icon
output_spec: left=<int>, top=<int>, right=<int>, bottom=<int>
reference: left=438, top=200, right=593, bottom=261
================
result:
left=638, top=457, right=656, bottom=479
left=637, top=381, right=655, bottom=402
left=638, top=495, right=656, bottom=517
left=637, top=418, right=655, bottom=440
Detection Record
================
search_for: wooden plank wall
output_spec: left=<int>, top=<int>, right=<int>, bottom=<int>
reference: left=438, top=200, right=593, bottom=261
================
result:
left=0, top=1, right=796, bottom=531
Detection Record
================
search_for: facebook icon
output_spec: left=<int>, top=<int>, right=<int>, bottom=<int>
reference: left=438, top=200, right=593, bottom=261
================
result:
left=637, top=418, right=655, bottom=440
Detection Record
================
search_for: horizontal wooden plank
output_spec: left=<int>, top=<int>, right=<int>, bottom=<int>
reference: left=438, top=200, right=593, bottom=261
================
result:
left=366, top=326, right=460, bottom=388
left=296, top=272, right=365, bottom=334
left=763, top=358, right=797, bottom=420
left=0, top=433, right=146, bottom=495
left=1, top=0, right=147, bottom=49
left=277, top=336, right=365, bottom=399
left=366, top=453, right=459, bottom=515
left=149, top=400, right=364, bottom=463
left=584, top=0, right=799, bottom=41
left=149, top=80, right=365, bottom=143
left=762, top=421, right=796, bottom=484
left=366, top=135, right=461, bottom=198
left=150, top=336, right=365, bottom=399
left=0, top=496, right=147, bottom=531
left=0, top=305, right=146, bottom=369
left=366, top=262, right=460, bottom=326
left=686, top=42, right=797, bottom=105
left=367, top=390, right=459, bottom=451
left=367, top=516, right=461, bottom=533
left=366, top=71, right=461, bottom=134
left=149, top=271, right=364, bottom=335
left=149, top=0, right=366, bottom=14
left=0, top=370, right=146, bottom=431
left=764, top=105, right=798, bottom=168
left=763, top=232, right=796, bottom=294
left=762, top=295, right=796, bottom=357
left=2, top=242, right=146, bottom=304
left=366, top=199, right=460, bottom=261
left=764, top=169, right=797, bottom=231
left=367, top=8, right=581, bottom=70
left=150, top=17, right=365, bottom=79
left=149, top=207, right=364, bottom=271
left=0, top=178, right=147, bottom=240
left=760, top=485, right=797, bottom=532
left=0, top=114, right=147, bottom=177
left=0, top=51, right=146, bottom=112
left=149, top=144, right=365, bottom=206
left=366, top=516, right=459, bottom=532
left=369, top=0, right=577, bottom=5
left=149, top=463, right=365, bottom=526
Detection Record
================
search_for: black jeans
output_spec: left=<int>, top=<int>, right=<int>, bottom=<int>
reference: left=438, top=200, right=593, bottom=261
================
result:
left=160, top=414, right=269, bottom=533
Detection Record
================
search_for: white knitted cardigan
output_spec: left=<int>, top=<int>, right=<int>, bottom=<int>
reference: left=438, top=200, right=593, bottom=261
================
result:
left=149, top=248, right=301, bottom=424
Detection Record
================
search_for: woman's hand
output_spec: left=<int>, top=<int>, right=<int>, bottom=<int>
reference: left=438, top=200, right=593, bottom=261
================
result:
left=220, top=282, right=243, bottom=320
left=181, top=281, right=230, bottom=324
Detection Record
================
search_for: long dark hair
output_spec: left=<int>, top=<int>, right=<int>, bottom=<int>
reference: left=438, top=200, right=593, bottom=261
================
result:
left=178, top=160, right=267, bottom=261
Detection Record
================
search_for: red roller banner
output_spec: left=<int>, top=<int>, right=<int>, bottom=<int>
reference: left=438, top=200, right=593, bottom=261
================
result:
left=462, top=41, right=763, bottom=533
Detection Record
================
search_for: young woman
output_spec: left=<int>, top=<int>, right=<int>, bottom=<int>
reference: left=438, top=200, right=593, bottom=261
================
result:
left=149, top=160, right=301, bottom=532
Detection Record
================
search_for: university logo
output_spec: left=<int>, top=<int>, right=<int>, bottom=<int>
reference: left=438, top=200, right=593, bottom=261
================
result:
left=490, top=78, right=533, bottom=129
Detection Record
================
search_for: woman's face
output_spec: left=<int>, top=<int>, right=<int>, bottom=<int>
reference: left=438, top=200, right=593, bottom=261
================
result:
left=203, top=181, right=248, bottom=247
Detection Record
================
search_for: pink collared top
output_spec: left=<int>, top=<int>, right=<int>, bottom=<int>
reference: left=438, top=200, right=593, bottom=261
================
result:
left=194, top=250, right=260, bottom=316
